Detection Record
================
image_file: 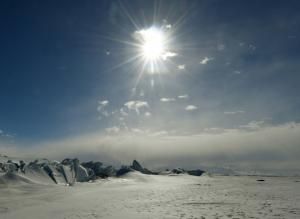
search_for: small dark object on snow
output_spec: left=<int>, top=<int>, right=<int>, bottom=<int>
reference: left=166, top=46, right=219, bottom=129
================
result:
left=257, top=179, right=265, bottom=182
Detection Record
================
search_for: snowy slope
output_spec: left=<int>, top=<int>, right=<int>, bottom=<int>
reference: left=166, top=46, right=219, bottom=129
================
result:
left=0, top=173, right=299, bottom=219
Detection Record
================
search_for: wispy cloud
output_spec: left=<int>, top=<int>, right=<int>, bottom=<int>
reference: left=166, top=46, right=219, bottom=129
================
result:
left=105, top=126, right=120, bottom=134
left=249, top=44, right=256, bottom=51
left=178, top=94, right=189, bottom=99
left=120, top=107, right=128, bottom=116
left=131, top=128, right=144, bottom=135
left=217, top=44, right=225, bottom=51
left=99, top=100, right=109, bottom=106
left=200, top=57, right=214, bottom=64
left=240, top=120, right=265, bottom=130
left=97, top=100, right=110, bottom=119
left=124, top=100, right=149, bottom=114
left=150, top=130, right=169, bottom=137
left=97, top=100, right=109, bottom=111
left=101, top=111, right=110, bottom=117
left=0, top=129, right=14, bottom=139
left=203, top=127, right=227, bottom=134
left=185, top=105, right=198, bottom=111
left=224, top=111, right=245, bottom=115
left=160, top=97, right=176, bottom=102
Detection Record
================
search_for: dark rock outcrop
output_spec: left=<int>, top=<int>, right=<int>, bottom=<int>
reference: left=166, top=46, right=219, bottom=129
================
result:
left=130, top=160, right=157, bottom=175
left=1, top=157, right=206, bottom=186
left=116, top=165, right=133, bottom=176
left=131, top=160, right=144, bottom=172
left=171, top=168, right=186, bottom=174
left=81, top=161, right=115, bottom=178
left=187, top=169, right=205, bottom=176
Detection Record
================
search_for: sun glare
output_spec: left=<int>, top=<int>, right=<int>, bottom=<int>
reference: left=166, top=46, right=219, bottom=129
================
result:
left=137, top=27, right=166, bottom=61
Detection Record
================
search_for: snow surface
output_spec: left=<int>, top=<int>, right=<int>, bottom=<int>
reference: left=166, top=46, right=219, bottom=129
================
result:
left=0, top=172, right=300, bottom=219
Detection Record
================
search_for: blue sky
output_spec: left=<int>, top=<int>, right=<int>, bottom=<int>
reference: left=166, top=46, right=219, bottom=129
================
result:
left=1, top=0, right=300, bottom=173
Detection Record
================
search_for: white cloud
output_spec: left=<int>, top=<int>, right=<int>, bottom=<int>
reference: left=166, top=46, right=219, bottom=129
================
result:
left=177, top=65, right=185, bottom=70
left=124, top=101, right=149, bottom=114
left=200, top=57, right=214, bottom=64
left=97, top=100, right=111, bottom=118
left=135, top=101, right=148, bottom=108
left=185, top=105, right=198, bottom=111
left=160, top=98, right=176, bottom=102
left=178, top=94, right=189, bottom=99
left=97, top=100, right=109, bottom=112
left=0, top=130, right=3, bottom=135
left=224, top=111, right=245, bottom=115
left=162, top=52, right=177, bottom=60
left=99, top=100, right=109, bottom=106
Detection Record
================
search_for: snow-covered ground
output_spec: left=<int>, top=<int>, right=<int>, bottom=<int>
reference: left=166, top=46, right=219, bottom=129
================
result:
left=0, top=172, right=299, bottom=219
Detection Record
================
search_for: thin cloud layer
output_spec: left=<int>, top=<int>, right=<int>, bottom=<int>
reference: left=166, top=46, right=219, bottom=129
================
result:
left=224, top=111, right=245, bottom=115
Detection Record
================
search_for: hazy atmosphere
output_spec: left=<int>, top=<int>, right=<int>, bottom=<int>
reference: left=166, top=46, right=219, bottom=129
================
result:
left=1, top=0, right=300, bottom=174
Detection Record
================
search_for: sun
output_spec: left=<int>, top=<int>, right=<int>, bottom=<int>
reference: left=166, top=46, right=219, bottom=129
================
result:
left=134, top=26, right=175, bottom=74
left=138, top=27, right=166, bottom=61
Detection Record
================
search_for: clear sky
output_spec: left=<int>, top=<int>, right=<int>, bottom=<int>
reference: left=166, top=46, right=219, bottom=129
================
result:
left=0, top=0, right=300, bottom=173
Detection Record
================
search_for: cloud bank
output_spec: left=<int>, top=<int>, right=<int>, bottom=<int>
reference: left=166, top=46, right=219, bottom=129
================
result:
left=1, top=122, right=299, bottom=174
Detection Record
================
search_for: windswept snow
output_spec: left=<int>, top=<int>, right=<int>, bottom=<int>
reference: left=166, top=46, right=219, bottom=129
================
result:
left=0, top=155, right=299, bottom=218
left=0, top=172, right=300, bottom=219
